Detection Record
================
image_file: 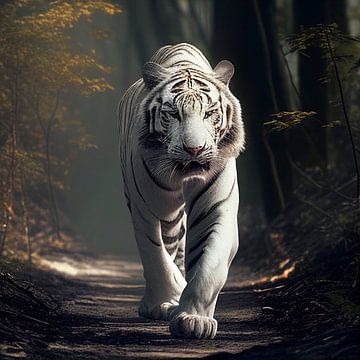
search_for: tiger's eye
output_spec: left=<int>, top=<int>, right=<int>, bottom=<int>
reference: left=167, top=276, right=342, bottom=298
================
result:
left=161, top=109, right=180, bottom=122
left=205, top=110, right=216, bottom=119
left=169, top=111, right=181, bottom=121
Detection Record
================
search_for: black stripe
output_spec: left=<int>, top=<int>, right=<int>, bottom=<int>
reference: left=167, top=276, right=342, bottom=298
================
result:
left=187, top=172, right=222, bottom=218
left=130, top=153, right=160, bottom=221
left=141, top=157, right=174, bottom=192
left=163, top=224, right=185, bottom=244
left=161, top=208, right=185, bottom=230
left=138, top=129, right=164, bottom=150
left=170, top=60, right=196, bottom=67
left=124, top=192, right=131, bottom=213
left=218, top=121, right=239, bottom=150
left=150, top=106, right=156, bottom=132
left=186, top=249, right=204, bottom=272
left=195, top=79, right=211, bottom=89
left=131, top=153, right=148, bottom=206
left=139, top=75, right=183, bottom=149
left=162, top=47, right=194, bottom=62
left=145, top=109, right=151, bottom=128
left=177, top=246, right=184, bottom=253
left=164, top=242, right=178, bottom=253
left=146, top=235, right=161, bottom=247
left=189, top=179, right=236, bottom=229
left=188, top=224, right=220, bottom=254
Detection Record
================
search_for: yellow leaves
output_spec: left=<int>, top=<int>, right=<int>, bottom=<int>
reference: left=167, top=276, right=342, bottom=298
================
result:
left=77, top=77, right=114, bottom=96
left=88, top=28, right=112, bottom=40
left=264, top=111, right=317, bottom=132
left=18, top=1, right=123, bottom=32
left=322, top=120, right=342, bottom=128
left=269, top=262, right=297, bottom=282
left=278, top=258, right=291, bottom=269
left=96, top=63, right=112, bottom=74
left=0, top=0, right=121, bottom=225
left=0, top=146, right=47, bottom=188
left=100, top=3, right=123, bottom=15
left=0, top=1, right=122, bottom=72
left=251, top=261, right=298, bottom=285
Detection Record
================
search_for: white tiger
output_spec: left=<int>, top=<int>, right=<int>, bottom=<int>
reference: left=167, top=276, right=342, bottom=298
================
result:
left=117, top=43, right=245, bottom=339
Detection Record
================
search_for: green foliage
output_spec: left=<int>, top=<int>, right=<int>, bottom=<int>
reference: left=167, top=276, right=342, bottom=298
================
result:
left=0, top=1, right=122, bottom=258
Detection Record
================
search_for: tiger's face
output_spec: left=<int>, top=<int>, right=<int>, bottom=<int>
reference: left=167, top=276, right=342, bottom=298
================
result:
left=140, top=61, right=244, bottom=181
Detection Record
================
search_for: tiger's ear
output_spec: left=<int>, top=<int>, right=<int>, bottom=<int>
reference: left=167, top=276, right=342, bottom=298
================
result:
left=214, top=60, right=234, bottom=86
left=142, top=62, right=170, bottom=89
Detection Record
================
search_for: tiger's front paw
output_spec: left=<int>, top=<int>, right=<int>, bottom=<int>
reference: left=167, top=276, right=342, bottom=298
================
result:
left=139, top=300, right=178, bottom=321
left=169, top=312, right=218, bottom=339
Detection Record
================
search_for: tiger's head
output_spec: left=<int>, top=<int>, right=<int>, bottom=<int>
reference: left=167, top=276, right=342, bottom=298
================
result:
left=139, top=61, right=245, bottom=182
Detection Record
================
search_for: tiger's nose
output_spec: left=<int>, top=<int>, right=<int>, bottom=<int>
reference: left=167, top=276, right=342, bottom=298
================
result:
left=183, top=145, right=205, bottom=156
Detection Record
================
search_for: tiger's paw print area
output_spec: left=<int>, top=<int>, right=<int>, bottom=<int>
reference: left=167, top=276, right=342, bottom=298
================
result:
left=139, top=300, right=179, bottom=321
left=169, top=312, right=218, bottom=339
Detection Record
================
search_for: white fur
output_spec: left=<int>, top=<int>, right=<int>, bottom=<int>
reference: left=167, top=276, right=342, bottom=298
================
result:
left=118, top=43, right=244, bottom=339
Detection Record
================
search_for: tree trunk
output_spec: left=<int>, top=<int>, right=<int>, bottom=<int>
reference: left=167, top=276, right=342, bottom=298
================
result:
left=213, top=0, right=292, bottom=221
left=293, top=0, right=329, bottom=168
left=325, top=0, right=350, bottom=171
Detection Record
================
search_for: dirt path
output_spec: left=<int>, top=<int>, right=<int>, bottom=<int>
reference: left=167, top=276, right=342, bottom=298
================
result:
left=30, top=254, right=281, bottom=359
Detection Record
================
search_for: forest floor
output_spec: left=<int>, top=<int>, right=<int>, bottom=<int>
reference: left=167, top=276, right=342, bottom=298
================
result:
left=2, top=173, right=360, bottom=360
left=0, top=252, right=283, bottom=359
left=1, top=246, right=359, bottom=359
left=2, top=170, right=360, bottom=359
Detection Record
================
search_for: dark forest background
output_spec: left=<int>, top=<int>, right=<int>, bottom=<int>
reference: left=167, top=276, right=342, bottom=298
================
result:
left=1, top=1, right=360, bottom=358
left=0, top=0, right=359, bottom=262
